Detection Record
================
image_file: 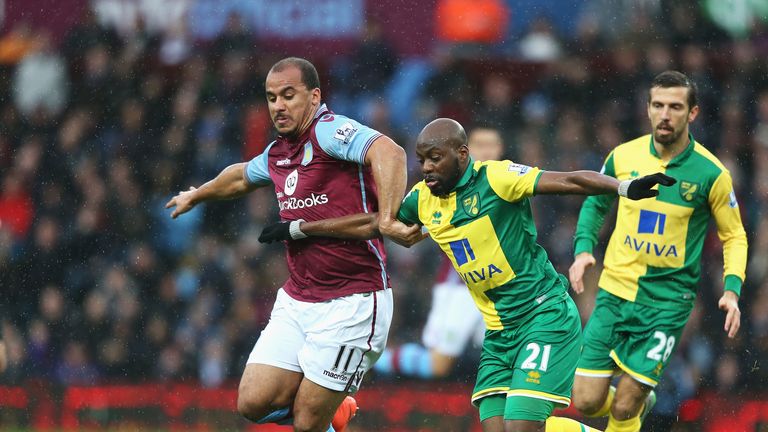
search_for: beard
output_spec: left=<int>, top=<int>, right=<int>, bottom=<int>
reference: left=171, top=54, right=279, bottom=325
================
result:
left=426, top=158, right=462, bottom=197
left=653, top=123, right=684, bottom=146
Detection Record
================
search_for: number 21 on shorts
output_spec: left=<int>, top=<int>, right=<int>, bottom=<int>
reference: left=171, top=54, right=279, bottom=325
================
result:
left=521, top=343, right=551, bottom=371
left=647, top=331, right=675, bottom=362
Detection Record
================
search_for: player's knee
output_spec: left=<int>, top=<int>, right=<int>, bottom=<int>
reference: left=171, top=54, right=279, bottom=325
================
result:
left=237, top=388, right=291, bottom=422
left=571, top=386, right=605, bottom=415
left=236, top=392, right=266, bottom=421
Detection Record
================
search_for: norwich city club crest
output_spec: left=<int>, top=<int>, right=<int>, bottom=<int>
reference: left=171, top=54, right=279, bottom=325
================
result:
left=462, top=193, right=480, bottom=217
left=679, top=181, right=699, bottom=202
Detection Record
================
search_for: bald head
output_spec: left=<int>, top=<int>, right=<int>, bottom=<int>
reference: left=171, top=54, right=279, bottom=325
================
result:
left=415, top=118, right=471, bottom=197
left=417, top=118, right=467, bottom=151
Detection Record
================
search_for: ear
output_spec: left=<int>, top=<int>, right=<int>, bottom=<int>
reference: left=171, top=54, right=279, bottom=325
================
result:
left=458, top=144, right=469, bottom=162
left=311, top=88, right=321, bottom=107
left=688, top=105, right=699, bottom=123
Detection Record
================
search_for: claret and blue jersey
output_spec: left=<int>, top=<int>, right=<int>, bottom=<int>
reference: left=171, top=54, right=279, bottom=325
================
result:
left=398, top=159, right=568, bottom=331
left=574, top=134, right=748, bottom=310
left=243, top=104, right=390, bottom=302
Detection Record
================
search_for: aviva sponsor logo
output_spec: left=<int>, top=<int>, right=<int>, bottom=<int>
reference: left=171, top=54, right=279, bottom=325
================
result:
left=625, top=210, right=678, bottom=258
left=448, top=238, right=504, bottom=284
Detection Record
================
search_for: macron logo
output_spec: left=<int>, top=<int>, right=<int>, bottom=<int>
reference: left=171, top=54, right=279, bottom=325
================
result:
left=276, top=158, right=291, bottom=166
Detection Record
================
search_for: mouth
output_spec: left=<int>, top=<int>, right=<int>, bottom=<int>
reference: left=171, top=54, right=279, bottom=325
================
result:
left=657, top=124, right=674, bottom=133
left=274, top=116, right=291, bottom=127
left=424, top=177, right=440, bottom=189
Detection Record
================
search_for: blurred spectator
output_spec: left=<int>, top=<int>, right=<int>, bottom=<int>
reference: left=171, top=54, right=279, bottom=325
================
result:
left=12, top=32, right=68, bottom=118
left=471, top=74, right=520, bottom=152
left=579, top=0, right=661, bottom=42
left=350, top=20, right=398, bottom=96
left=55, top=340, right=99, bottom=386
left=0, top=170, right=34, bottom=240
left=209, top=13, right=254, bottom=63
left=435, top=0, right=509, bottom=44
left=62, top=8, right=121, bottom=60
left=158, top=21, right=193, bottom=66
left=0, top=22, right=42, bottom=66
left=518, top=16, right=563, bottom=61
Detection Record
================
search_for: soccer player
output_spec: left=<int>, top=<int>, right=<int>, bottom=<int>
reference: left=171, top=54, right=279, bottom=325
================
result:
left=568, top=71, right=748, bottom=432
left=374, top=127, right=502, bottom=380
left=260, top=118, right=676, bottom=432
left=166, top=57, right=420, bottom=432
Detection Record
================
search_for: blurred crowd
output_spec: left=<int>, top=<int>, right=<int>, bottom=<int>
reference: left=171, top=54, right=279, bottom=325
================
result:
left=1, top=0, right=767, bottom=420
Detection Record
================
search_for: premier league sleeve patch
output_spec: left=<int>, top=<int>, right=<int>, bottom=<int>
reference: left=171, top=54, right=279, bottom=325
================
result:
left=333, top=122, right=359, bottom=145
left=507, top=163, right=531, bottom=175
left=729, top=190, right=739, bottom=208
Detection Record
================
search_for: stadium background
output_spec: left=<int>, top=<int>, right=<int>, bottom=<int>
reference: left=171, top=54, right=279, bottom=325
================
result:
left=0, top=0, right=767, bottom=430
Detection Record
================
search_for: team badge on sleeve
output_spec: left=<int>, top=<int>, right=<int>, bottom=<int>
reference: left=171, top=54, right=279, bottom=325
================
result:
left=507, top=163, right=531, bottom=175
left=333, top=122, right=358, bottom=144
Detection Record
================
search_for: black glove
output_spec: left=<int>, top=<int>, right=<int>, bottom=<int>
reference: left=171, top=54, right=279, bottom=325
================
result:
left=621, top=173, right=677, bottom=200
left=258, top=221, right=292, bottom=243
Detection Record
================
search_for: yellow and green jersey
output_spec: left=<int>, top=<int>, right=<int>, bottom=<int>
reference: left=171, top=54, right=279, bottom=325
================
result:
left=574, top=134, right=748, bottom=310
left=398, top=159, right=567, bottom=331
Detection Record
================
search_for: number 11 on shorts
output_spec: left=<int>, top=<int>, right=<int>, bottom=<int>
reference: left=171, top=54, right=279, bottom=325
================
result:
left=333, top=345, right=358, bottom=372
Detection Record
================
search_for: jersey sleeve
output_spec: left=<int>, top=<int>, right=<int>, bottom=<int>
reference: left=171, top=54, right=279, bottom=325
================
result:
left=485, top=160, right=543, bottom=202
left=709, top=170, right=748, bottom=295
left=573, top=151, right=617, bottom=256
left=314, top=115, right=383, bottom=164
left=244, top=142, right=275, bottom=186
left=397, top=186, right=421, bottom=225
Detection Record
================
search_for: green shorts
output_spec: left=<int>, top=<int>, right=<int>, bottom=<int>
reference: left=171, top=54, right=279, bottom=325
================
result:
left=472, top=294, right=582, bottom=421
left=577, top=289, right=692, bottom=387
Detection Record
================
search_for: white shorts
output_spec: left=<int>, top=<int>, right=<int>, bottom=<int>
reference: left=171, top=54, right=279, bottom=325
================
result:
left=422, top=282, right=485, bottom=357
left=248, top=288, right=393, bottom=393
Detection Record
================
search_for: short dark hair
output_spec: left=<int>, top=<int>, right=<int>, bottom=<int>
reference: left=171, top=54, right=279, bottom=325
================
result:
left=649, top=71, right=698, bottom=109
left=269, top=57, right=321, bottom=91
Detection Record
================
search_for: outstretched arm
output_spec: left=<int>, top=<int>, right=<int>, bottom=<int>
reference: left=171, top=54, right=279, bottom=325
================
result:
left=258, top=212, right=426, bottom=245
left=536, top=171, right=676, bottom=200
left=166, top=163, right=258, bottom=218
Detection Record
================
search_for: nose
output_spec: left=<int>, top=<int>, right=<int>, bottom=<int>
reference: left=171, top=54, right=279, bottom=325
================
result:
left=273, top=97, right=286, bottom=111
left=421, top=160, right=433, bottom=174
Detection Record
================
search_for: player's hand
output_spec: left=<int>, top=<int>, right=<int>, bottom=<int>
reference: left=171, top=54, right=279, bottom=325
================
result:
left=718, top=290, right=740, bottom=338
left=166, top=187, right=198, bottom=219
left=259, top=221, right=292, bottom=244
left=620, top=173, right=676, bottom=200
left=569, top=252, right=596, bottom=294
left=380, top=220, right=428, bottom=248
